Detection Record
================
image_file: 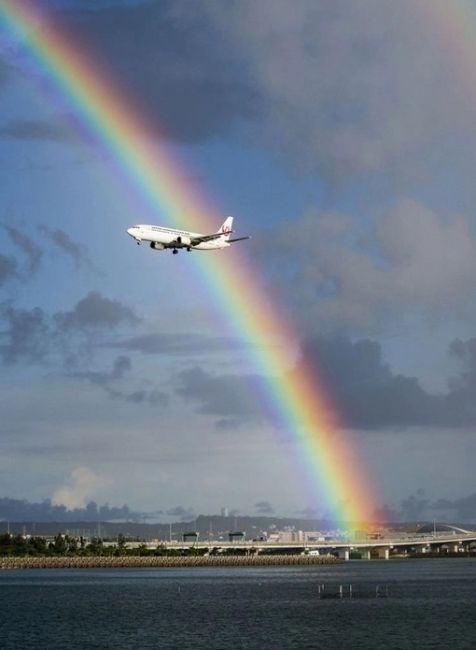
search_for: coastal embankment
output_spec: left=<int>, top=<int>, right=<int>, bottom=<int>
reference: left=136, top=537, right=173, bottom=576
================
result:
left=1, top=554, right=340, bottom=570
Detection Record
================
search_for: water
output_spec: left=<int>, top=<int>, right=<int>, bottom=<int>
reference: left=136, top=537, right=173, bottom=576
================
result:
left=0, top=559, right=475, bottom=649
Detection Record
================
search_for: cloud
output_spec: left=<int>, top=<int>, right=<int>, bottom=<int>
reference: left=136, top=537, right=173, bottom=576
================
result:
left=375, top=488, right=476, bottom=524
left=0, top=254, right=17, bottom=286
left=5, top=0, right=476, bottom=187
left=173, top=329, right=476, bottom=430
left=3, top=224, right=42, bottom=274
left=445, top=338, right=476, bottom=426
left=398, top=489, right=430, bottom=522
left=0, top=495, right=143, bottom=523
left=70, top=355, right=132, bottom=387
left=262, top=201, right=476, bottom=334
left=0, top=119, right=76, bottom=143
left=0, top=58, right=9, bottom=85
left=110, top=332, right=244, bottom=356
left=254, top=500, right=274, bottom=515
left=0, top=292, right=139, bottom=372
left=118, top=389, right=168, bottom=407
left=293, top=334, right=476, bottom=430
left=166, top=505, right=195, bottom=522
left=54, top=1, right=258, bottom=143
left=0, top=304, right=50, bottom=364
left=68, top=354, right=168, bottom=406
left=205, top=0, right=476, bottom=182
left=433, top=493, right=476, bottom=523
left=40, top=225, right=94, bottom=270
left=52, top=466, right=107, bottom=510
left=175, top=367, right=264, bottom=428
left=0, top=291, right=166, bottom=406
left=54, top=291, right=140, bottom=331
left=295, top=336, right=435, bottom=429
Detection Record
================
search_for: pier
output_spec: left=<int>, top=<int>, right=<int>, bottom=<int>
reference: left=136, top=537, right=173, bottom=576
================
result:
left=0, top=554, right=340, bottom=570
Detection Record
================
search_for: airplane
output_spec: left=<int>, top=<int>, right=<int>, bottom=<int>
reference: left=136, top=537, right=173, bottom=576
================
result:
left=126, top=216, right=249, bottom=255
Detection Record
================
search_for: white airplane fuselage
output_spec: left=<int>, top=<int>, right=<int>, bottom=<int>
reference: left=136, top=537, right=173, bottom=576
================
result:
left=127, top=224, right=230, bottom=251
left=126, top=216, right=249, bottom=255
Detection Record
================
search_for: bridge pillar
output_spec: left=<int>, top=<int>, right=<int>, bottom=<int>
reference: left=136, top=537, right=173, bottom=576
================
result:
left=361, top=549, right=371, bottom=560
left=377, top=547, right=389, bottom=560
left=337, top=548, right=349, bottom=561
left=451, top=544, right=460, bottom=553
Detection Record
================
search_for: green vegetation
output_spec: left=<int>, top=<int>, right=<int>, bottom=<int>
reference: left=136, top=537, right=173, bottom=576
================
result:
left=0, top=533, right=209, bottom=557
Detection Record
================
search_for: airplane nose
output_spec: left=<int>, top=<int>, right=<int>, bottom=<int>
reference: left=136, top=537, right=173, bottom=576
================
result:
left=127, top=228, right=134, bottom=237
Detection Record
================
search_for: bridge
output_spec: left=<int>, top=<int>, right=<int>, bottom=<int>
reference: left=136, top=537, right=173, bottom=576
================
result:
left=159, top=528, right=476, bottom=560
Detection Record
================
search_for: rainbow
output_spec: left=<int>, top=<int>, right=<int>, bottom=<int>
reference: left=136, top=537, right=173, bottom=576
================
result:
left=0, top=0, right=375, bottom=528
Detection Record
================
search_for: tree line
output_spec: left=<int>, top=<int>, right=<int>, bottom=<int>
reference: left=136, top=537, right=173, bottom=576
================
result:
left=0, top=533, right=208, bottom=557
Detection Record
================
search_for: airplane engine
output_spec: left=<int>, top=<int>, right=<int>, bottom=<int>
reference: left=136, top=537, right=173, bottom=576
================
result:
left=176, top=236, right=191, bottom=248
left=150, top=242, right=165, bottom=251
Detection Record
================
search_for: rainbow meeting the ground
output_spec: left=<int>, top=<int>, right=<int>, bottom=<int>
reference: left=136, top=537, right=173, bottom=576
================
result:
left=0, top=0, right=377, bottom=529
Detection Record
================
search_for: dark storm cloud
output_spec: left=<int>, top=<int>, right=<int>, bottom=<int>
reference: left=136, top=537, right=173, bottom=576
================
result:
left=205, top=0, right=476, bottom=182
left=448, top=338, right=476, bottom=391
left=55, top=291, right=140, bottom=331
left=111, top=332, right=244, bottom=356
left=297, top=336, right=437, bottom=429
left=3, top=225, right=42, bottom=273
left=398, top=490, right=430, bottom=522
left=174, top=337, right=447, bottom=430
left=0, top=254, right=17, bottom=286
left=40, top=225, right=93, bottom=269
left=295, top=335, right=476, bottom=430
left=175, top=367, right=263, bottom=428
left=0, top=304, right=50, bottom=365
left=55, top=0, right=258, bottom=142
left=4, top=0, right=475, bottom=185
left=445, top=338, right=476, bottom=427
left=433, top=493, right=476, bottom=523
left=0, top=119, right=75, bottom=143
left=375, top=489, right=476, bottom=524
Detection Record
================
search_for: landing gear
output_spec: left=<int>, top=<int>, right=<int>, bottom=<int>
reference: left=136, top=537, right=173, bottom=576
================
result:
left=136, top=240, right=141, bottom=245
left=172, top=249, right=178, bottom=255
left=187, top=247, right=191, bottom=252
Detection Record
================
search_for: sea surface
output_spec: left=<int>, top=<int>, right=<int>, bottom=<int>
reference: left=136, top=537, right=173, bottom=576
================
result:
left=0, top=558, right=475, bottom=649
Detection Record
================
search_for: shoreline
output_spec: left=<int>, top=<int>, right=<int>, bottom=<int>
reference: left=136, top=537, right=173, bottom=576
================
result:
left=0, top=554, right=341, bottom=570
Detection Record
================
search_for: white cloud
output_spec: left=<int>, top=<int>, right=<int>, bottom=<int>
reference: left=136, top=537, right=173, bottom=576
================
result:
left=52, top=467, right=108, bottom=510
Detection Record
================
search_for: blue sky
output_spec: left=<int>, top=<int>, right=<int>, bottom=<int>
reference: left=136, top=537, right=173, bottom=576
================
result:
left=1, top=0, right=476, bottom=524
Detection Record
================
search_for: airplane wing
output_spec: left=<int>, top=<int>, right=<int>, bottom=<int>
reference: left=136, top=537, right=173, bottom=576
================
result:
left=190, top=234, right=251, bottom=245
left=190, top=233, right=227, bottom=245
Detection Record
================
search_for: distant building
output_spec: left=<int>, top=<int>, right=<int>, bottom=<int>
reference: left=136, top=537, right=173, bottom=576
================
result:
left=220, top=507, right=229, bottom=517
left=268, top=530, right=326, bottom=543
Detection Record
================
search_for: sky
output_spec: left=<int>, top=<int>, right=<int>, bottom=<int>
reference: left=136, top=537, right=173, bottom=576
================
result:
left=1, top=0, right=476, bottom=525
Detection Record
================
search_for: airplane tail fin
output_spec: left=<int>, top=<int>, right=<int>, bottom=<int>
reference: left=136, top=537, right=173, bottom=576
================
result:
left=218, top=216, right=233, bottom=240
